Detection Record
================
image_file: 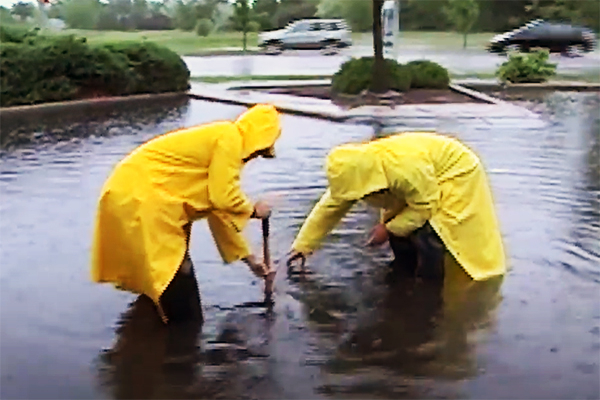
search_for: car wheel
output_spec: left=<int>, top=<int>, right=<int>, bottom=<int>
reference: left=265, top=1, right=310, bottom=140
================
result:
left=506, top=44, right=520, bottom=54
left=320, top=41, right=339, bottom=56
left=565, top=44, right=584, bottom=58
left=265, top=42, right=283, bottom=55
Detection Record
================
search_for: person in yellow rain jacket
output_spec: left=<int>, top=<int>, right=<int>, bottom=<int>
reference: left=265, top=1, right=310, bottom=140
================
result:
left=92, top=104, right=281, bottom=324
left=288, top=131, right=506, bottom=282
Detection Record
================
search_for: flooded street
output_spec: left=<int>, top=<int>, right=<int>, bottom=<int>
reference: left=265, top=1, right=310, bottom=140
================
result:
left=1, top=93, right=598, bottom=399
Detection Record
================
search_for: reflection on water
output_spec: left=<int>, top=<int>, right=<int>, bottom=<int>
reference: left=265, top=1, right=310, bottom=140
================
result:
left=1, top=93, right=599, bottom=400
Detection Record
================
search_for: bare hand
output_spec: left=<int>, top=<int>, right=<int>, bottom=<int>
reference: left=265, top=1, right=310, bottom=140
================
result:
left=243, top=255, right=270, bottom=278
left=252, top=200, right=271, bottom=219
left=366, top=223, right=389, bottom=247
left=286, top=250, right=307, bottom=271
left=251, top=261, right=270, bottom=278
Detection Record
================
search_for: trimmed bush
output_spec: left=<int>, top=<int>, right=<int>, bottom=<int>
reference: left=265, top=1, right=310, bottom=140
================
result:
left=1, top=35, right=190, bottom=107
left=0, top=25, right=39, bottom=43
left=331, top=57, right=412, bottom=95
left=405, top=60, right=450, bottom=89
left=196, top=18, right=214, bottom=36
left=247, top=21, right=261, bottom=33
left=95, top=41, right=190, bottom=94
left=496, top=49, right=557, bottom=84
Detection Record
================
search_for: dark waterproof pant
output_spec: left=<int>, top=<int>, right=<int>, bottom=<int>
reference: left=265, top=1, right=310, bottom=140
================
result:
left=388, top=221, right=446, bottom=281
left=159, top=223, right=203, bottom=324
left=159, top=253, right=203, bottom=323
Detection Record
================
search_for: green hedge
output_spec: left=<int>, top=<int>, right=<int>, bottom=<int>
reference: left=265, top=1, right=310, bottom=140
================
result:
left=331, top=57, right=450, bottom=95
left=332, top=57, right=411, bottom=95
left=0, top=27, right=190, bottom=107
left=405, top=60, right=450, bottom=89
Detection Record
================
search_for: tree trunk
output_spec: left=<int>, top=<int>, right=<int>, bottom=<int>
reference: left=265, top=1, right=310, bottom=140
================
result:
left=371, top=0, right=388, bottom=93
left=243, top=26, right=247, bottom=52
left=463, top=32, right=467, bottom=49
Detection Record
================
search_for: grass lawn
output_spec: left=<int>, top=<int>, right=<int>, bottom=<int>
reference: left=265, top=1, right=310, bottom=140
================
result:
left=44, top=29, right=260, bottom=54
left=42, top=29, right=497, bottom=55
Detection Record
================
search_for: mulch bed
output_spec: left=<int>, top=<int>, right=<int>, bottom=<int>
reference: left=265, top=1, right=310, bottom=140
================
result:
left=258, top=85, right=485, bottom=108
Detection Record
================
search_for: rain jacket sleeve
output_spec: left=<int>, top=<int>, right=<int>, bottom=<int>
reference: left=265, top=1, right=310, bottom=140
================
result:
left=384, top=156, right=439, bottom=237
left=207, top=124, right=254, bottom=263
left=292, top=189, right=355, bottom=253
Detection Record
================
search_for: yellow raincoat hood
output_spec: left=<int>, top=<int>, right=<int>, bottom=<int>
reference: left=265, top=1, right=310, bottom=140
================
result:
left=326, top=144, right=389, bottom=202
left=235, top=104, right=281, bottom=159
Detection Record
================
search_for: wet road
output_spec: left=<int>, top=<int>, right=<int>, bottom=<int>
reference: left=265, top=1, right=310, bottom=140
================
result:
left=183, top=48, right=600, bottom=77
left=1, top=93, right=599, bottom=399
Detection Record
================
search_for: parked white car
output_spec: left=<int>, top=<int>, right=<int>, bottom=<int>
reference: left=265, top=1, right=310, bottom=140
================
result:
left=258, top=19, right=352, bottom=55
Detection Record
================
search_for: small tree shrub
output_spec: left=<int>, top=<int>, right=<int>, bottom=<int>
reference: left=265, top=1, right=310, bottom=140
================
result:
left=331, top=57, right=412, bottom=95
left=496, top=49, right=557, bottom=83
left=195, top=18, right=214, bottom=36
left=405, top=60, right=450, bottom=89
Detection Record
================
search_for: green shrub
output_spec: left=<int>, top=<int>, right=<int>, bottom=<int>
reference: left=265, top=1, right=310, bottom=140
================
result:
left=0, top=25, right=39, bottom=43
left=496, top=49, right=557, bottom=84
left=1, top=36, right=190, bottom=107
left=331, top=57, right=412, bottom=95
left=102, top=41, right=190, bottom=94
left=405, top=60, right=450, bottom=89
left=195, top=18, right=214, bottom=36
left=247, top=20, right=261, bottom=33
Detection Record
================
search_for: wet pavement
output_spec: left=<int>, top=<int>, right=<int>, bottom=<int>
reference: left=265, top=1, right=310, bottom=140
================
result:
left=0, top=93, right=599, bottom=399
left=183, top=48, right=600, bottom=77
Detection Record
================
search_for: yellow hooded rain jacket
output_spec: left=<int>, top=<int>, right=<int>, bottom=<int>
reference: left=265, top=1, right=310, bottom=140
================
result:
left=292, top=132, right=506, bottom=281
left=91, top=104, right=281, bottom=314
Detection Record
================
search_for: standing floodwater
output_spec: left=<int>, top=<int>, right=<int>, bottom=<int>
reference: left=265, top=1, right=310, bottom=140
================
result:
left=1, top=94, right=598, bottom=399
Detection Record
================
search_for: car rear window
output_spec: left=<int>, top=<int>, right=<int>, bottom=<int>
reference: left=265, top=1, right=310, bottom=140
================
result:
left=325, top=22, right=340, bottom=31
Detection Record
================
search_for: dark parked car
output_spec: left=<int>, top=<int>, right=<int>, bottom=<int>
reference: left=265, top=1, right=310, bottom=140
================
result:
left=487, top=19, right=597, bottom=56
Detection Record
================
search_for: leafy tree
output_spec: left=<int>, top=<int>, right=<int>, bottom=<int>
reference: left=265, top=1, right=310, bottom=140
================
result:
left=231, top=0, right=252, bottom=50
left=62, top=0, right=102, bottom=29
left=1, top=6, right=15, bottom=24
left=131, top=0, right=149, bottom=27
left=526, top=0, right=599, bottom=31
left=47, top=1, right=64, bottom=19
left=109, top=0, right=133, bottom=17
left=444, top=0, right=480, bottom=48
left=196, top=17, right=213, bottom=35
left=11, top=2, right=35, bottom=21
left=273, top=0, right=318, bottom=28
left=174, top=0, right=198, bottom=30
left=213, top=2, right=234, bottom=31
left=316, top=0, right=372, bottom=32
left=400, top=0, right=449, bottom=31
left=195, top=0, right=226, bottom=22
left=253, top=0, right=278, bottom=30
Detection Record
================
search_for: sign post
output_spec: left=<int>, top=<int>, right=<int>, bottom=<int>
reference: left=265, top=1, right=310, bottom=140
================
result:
left=382, top=0, right=400, bottom=61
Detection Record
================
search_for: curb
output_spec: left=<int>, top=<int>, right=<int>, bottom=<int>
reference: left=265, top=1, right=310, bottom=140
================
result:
left=449, top=83, right=506, bottom=105
left=0, top=92, right=189, bottom=130
left=454, top=80, right=600, bottom=92
left=0, top=92, right=188, bottom=118
left=184, top=49, right=262, bottom=57
left=187, top=91, right=348, bottom=122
